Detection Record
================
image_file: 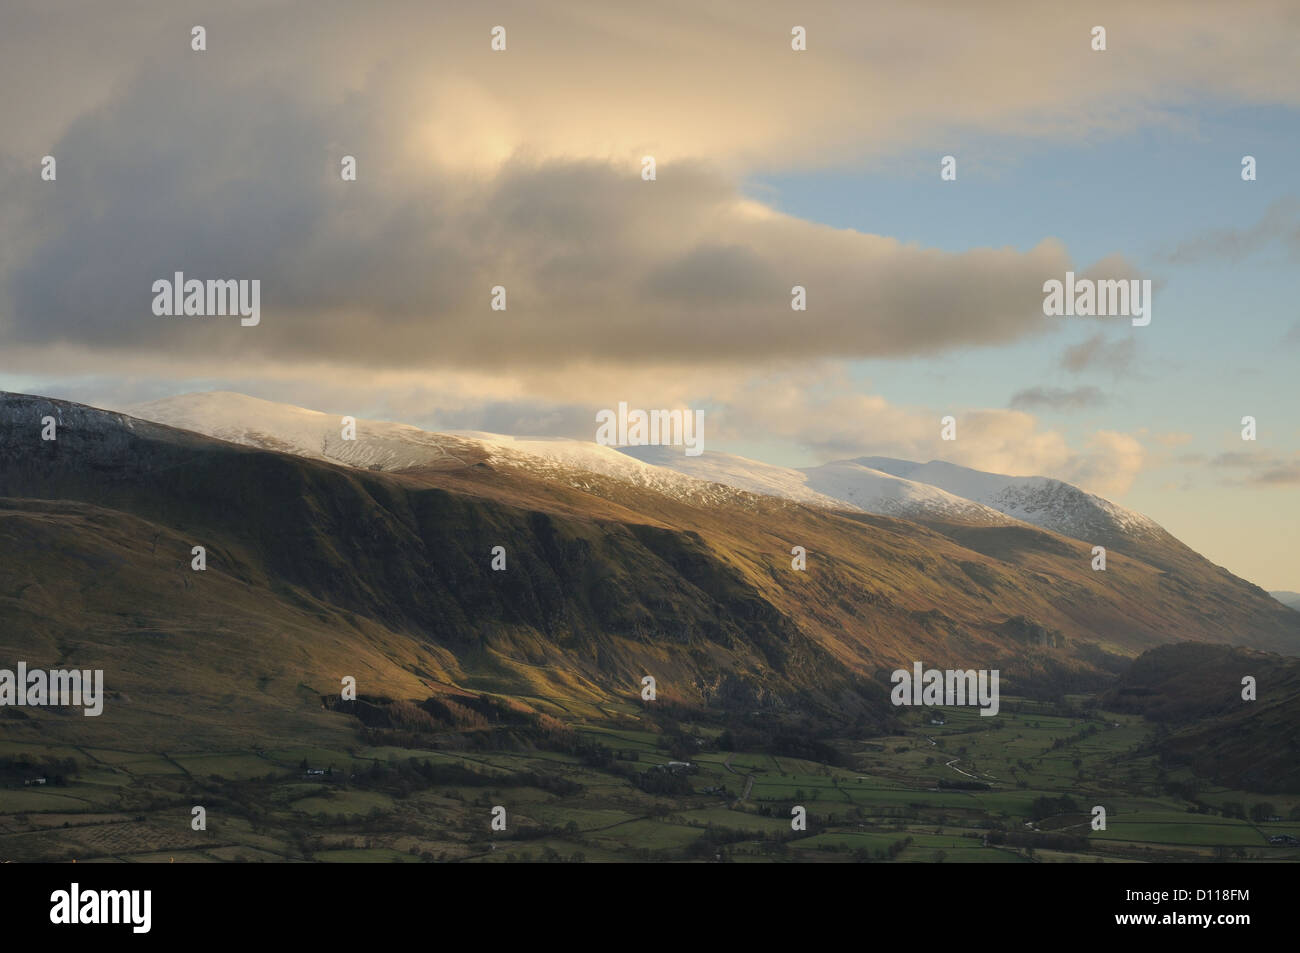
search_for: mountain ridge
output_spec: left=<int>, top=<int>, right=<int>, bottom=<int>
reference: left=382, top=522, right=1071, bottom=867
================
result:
left=126, top=391, right=1225, bottom=584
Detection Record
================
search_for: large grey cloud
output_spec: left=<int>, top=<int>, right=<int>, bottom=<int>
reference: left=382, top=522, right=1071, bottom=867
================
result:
left=2, top=50, right=1081, bottom=372
left=9, top=0, right=1288, bottom=376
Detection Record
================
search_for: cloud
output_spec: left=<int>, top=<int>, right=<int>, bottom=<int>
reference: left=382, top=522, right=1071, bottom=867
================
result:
left=1008, top=386, right=1108, bottom=411
left=2, top=0, right=1296, bottom=382
left=1059, top=333, right=1137, bottom=374
left=2, top=70, right=1081, bottom=373
left=1208, top=449, right=1300, bottom=486
left=1158, top=197, right=1300, bottom=265
left=1257, top=465, right=1300, bottom=486
left=1064, top=431, right=1147, bottom=496
left=5, top=1, right=1300, bottom=173
left=1210, top=451, right=1263, bottom=468
left=699, top=368, right=1147, bottom=495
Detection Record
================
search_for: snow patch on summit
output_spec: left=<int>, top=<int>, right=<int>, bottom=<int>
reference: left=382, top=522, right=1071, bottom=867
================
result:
left=852, top=457, right=1163, bottom=540
left=620, top=447, right=1009, bottom=523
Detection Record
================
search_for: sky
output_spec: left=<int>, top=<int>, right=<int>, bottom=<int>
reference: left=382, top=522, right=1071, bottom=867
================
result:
left=1, top=0, right=1297, bottom=589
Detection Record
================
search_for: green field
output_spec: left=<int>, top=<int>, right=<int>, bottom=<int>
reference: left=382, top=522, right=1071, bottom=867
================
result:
left=1, top=696, right=1296, bottom=863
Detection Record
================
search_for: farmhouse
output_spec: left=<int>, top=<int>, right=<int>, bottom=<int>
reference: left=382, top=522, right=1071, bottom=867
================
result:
left=654, top=761, right=694, bottom=774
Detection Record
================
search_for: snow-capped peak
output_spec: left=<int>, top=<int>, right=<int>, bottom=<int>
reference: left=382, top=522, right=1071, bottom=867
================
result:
left=850, top=456, right=1164, bottom=540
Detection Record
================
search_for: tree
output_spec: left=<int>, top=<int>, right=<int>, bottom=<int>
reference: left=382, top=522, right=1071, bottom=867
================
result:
left=1250, top=802, right=1276, bottom=823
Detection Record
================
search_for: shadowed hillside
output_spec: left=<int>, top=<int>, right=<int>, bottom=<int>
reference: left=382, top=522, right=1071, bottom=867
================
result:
left=1103, top=643, right=1300, bottom=793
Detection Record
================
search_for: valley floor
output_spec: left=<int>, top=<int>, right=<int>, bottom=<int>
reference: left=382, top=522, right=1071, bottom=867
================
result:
left=2, top=696, right=1297, bottom=863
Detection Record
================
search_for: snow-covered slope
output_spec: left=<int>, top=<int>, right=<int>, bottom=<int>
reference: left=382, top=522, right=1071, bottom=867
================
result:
left=129, top=391, right=486, bottom=471
left=800, top=460, right=1013, bottom=524
left=622, top=450, right=1169, bottom=543
left=617, top=446, right=857, bottom=511
left=620, top=447, right=1010, bottom=524
left=851, top=456, right=1164, bottom=542
left=444, top=431, right=754, bottom=505
left=127, top=392, right=751, bottom=508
